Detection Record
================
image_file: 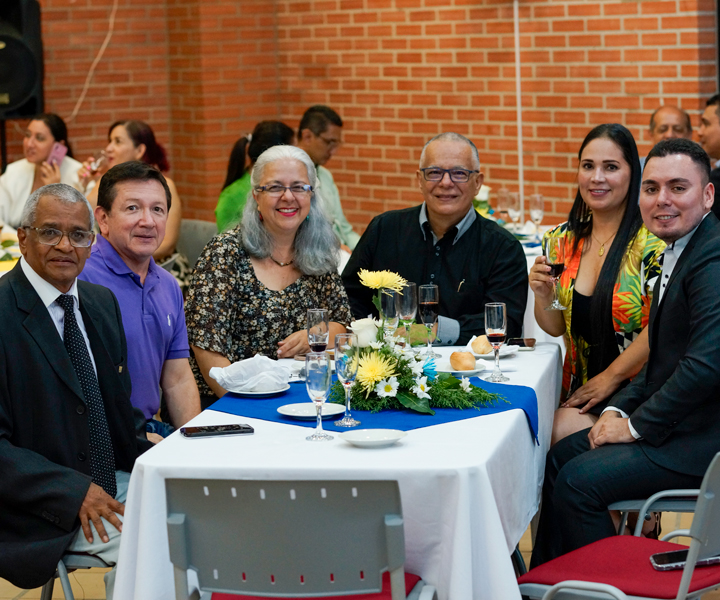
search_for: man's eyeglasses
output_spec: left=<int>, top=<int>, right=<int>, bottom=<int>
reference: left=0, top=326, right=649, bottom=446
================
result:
left=318, top=135, right=342, bottom=149
left=254, top=184, right=314, bottom=197
left=24, top=227, right=94, bottom=248
left=420, top=168, right=479, bottom=183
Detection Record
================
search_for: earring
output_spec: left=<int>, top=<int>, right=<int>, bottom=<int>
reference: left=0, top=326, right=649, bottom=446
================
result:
left=306, top=215, right=310, bottom=221
left=258, top=212, right=264, bottom=222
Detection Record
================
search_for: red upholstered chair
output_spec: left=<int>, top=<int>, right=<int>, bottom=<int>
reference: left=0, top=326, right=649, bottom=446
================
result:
left=165, top=479, right=437, bottom=600
left=518, top=452, right=720, bottom=600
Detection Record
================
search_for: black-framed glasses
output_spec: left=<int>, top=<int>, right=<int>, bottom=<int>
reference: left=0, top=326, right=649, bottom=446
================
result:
left=24, top=227, right=94, bottom=247
left=254, top=184, right=313, bottom=197
left=318, top=135, right=342, bottom=149
left=420, top=168, right=479, bottom=183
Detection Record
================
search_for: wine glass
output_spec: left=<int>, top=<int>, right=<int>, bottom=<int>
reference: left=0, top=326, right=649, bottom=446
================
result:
left=396, top=282, right=417, bottom=349
left=529, top=193, right=544, bottom=243
left=495, top=188, right=510, bottom=225
left=484, top=303, right=509, bottom=383
left=418, top=284, right=440, bottom=359
left=380, top=288, right=399, bottom=339
left=508, top=192, right=522, bottom=232
left=305, top=352, right=333, bottom=441
left=333, top=334, right=360, bottom=427
left=544, top=237, right=567, bottom=311
left=307, top=308, right=329, bottom=353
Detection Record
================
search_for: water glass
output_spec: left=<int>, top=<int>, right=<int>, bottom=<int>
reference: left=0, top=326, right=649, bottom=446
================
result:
left=333, top=334, right=360, bottom=427
left=305, top=352, right=333, bottom=441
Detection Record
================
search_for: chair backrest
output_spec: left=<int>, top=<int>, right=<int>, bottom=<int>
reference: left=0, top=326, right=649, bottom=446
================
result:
left=176, top=219, right=217, bottom=268
left=165, top=479, right=406, bottom=598
left=688, top=451, right=720, bottom=559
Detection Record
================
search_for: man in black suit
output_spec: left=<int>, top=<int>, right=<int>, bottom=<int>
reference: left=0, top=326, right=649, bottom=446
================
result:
left=531, top=138, right=720, bottom=567
left=699, top=94, right=720, bottom=220
left=0, top=184, right=149, bottom=596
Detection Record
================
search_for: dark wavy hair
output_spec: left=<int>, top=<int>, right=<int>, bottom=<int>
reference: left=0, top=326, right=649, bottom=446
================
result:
left=222, top=121, right=295, bottom=190
left=34, top=113, right=74, bottom=158
left=568, top=123, right=643, bottom=379
left=108, top=120, right=169, bottom=172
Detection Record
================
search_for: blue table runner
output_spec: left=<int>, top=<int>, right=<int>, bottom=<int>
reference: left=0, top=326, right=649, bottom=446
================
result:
left=210, top=377, right=539, bottom=442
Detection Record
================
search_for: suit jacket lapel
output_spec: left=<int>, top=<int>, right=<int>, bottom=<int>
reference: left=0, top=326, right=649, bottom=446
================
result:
left=10, top=264, right=85, bottom=402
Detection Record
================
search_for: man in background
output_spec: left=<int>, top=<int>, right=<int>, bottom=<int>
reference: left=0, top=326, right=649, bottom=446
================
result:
left=297, top=105, right=360, bottom=251
left=648, top=105, right=692, bottom=144
left=699, top=94, right=720, bottom=218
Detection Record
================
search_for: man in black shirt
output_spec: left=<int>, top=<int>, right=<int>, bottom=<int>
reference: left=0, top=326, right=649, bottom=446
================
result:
left=342, top=132, right=528, bottom=344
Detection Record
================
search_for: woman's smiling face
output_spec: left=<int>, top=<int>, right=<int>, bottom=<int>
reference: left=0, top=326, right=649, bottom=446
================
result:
left=577, top=137, right=631, bottom=215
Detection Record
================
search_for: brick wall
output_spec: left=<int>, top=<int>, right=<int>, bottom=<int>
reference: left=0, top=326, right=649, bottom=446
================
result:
left=3, top=0, right=717, bottom=228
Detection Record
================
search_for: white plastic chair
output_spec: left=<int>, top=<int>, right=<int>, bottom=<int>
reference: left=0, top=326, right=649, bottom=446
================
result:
left=176, top=219, right=217, bottom=268
left=165, top=479, right=437, bottom=600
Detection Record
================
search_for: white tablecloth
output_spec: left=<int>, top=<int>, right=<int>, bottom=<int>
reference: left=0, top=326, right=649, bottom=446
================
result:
left=114, top=344, right=562, bottom=600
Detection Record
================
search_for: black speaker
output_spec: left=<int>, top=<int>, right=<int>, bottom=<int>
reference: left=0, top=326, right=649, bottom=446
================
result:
left=0, top=0, right=43, bottom=119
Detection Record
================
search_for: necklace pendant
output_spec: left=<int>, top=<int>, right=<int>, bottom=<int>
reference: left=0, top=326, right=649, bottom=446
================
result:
left=598, top=245, right=605, bottom=257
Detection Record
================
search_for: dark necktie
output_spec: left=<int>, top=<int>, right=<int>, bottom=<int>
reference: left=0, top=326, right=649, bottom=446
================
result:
left=56, top=294, right=117, bottom=497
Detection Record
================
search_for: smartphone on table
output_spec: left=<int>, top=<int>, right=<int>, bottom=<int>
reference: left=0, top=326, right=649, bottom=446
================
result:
left=508, top=338, right=536, bottom=351
left=46, top=142, right=68, bottom=167
left=180, top=424, right=254, bottom=438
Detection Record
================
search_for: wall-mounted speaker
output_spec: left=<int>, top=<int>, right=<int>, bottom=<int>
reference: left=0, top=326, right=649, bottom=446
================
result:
left=0, top=0, right=44, bottom=120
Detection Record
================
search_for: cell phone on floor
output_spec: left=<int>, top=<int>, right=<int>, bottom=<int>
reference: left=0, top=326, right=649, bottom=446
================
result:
left=650, top=548, right=720, bottom=571
left=46, top=142, right=68, bottom=166
left=180, top=424, right=254, bottom=438
left=508, top=338, right=536, bottom=350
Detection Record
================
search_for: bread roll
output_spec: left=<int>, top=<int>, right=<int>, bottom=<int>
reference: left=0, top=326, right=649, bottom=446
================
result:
left=450, top=351, right=476, bottom=371
left=471, top=335, right=493, bottom=355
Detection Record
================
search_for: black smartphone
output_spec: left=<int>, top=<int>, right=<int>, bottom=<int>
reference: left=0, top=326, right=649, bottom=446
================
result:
left=508, top=338, right=536, bottom=350
left=180, top=424, right=254, bottom=438
left=650, top=548, right=720, bottom=571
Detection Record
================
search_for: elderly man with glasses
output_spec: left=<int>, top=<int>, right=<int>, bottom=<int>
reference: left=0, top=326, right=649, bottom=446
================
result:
left=342, top=132, right=528, bottom=345
left=0, top=183, right=151, bottom=597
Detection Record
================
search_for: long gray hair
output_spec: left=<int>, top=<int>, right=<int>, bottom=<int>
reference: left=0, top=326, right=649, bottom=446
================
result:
left=21, top=183, right=95, bottom=230
left=241, top=145, right=339, bottom=275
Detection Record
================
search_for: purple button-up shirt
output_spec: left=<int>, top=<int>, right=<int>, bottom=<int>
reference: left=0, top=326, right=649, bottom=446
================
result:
left=78, top=235, right=190, bottom=419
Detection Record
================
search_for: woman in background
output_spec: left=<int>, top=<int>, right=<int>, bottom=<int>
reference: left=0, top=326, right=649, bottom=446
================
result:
left=0, top=113, right=83, bottom=227
left=216, top=120, right=295, bottom=232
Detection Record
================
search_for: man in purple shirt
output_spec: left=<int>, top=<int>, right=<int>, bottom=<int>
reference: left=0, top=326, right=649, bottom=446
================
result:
left=79, top=161, right=200, bottom=440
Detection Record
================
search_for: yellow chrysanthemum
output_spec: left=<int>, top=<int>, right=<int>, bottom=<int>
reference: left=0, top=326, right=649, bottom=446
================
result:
left=357, top=352, right=397, bottom=396
left=358, top=269, right=408, bottom=293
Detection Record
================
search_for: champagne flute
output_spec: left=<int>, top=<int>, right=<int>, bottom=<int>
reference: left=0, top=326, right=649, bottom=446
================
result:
left=305, top=352, right=333, bottom=441
left=396, top=282, right=417, bottom=349
left=380, top=288, right=399, bottom=339
left=418, top=284, right=440, bottom=359
left=333, top=334, right=360, bottom=427
left=484, top=303, right=509, bottom=383
left=529, top=193, right=544, bottom=243
left=544, top=237, right=567, bottom=311
left=508, top=191, right=522, bottom=232
left=495, top=188, right=510, bottom=225
left=307, top=308, right=329, bottom=352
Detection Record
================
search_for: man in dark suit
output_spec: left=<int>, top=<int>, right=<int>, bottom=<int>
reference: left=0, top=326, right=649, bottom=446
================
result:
left=699, top=94, right=720, bottom=220
left=0, top=183, right=149, bottom=596
left=531, top=138, right=720, bottom=567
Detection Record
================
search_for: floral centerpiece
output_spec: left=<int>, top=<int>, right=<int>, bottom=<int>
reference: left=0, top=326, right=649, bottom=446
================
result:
left=329, top=270, right=503, bottom=415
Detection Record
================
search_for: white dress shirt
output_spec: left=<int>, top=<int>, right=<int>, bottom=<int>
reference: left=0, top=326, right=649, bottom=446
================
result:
left=20, top=256, right=97, bottom=375
left=603, top=213, right=709, bottom=438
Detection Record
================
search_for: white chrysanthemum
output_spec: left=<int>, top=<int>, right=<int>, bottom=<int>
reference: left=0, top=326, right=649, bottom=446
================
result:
left=369, top=341, right=384, bottom=350
left=410, top=359, right=423, bottom=376
left=375, top=376, right=399, bottom=398
left=460, top=377, right=471, bottom=392
left=412, top=376, right=431, bottom=399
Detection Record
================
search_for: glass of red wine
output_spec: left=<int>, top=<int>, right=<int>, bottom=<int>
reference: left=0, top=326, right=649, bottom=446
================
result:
left=418, top=284, right=441, bottom=359
left=544, top=237, right=567, bottom=311
left=485, top=302, right=509, bottom=383
left=307, top=308, right=329, bottom=352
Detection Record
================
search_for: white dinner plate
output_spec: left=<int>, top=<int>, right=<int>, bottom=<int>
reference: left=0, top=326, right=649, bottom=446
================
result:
left=475, top=345, right=519, bottom=360
left=338, top=429, right=407, bottom=449
left=232, top=384, right=290, bottom=397
left=277, top=402, right=345, bottom=420
left=436, top=361, right=486, bottom=376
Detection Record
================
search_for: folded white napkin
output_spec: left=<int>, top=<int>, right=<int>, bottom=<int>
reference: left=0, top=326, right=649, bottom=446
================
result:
left=209, top=355, right=290, bottom=392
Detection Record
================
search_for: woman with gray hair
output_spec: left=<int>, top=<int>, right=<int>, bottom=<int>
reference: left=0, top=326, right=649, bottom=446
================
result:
left=185, top=145, right=352, bottom=406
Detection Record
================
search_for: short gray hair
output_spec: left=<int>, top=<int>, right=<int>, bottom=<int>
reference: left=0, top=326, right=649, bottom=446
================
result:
left=419, top=132, right=480, bottom=169
left=21, top=183, right=94, bottom=230
left=242, top=145, right=339, bottom=276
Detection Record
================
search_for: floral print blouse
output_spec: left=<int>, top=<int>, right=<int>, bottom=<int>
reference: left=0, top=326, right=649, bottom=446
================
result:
left=543, top=223, right=665, bottom=400
left=185, top=226, right=353, bottom=397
